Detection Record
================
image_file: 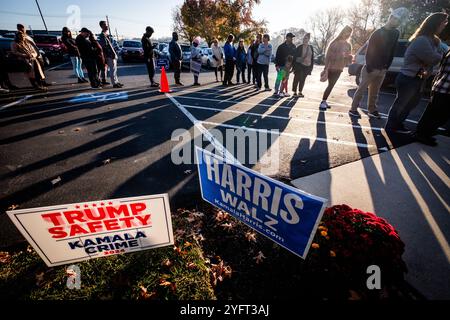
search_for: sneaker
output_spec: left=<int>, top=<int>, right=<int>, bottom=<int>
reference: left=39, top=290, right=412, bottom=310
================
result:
left=284, top=93, right=291, bottom=97
left=413, top=133, right=438, bottom=146
left=193, top=83, right=201, bottom=86
left=176, top=82, right=184, bottom=86
left=150, top=83, right=160, bottom=88
left=255, top=88, right=261, bottom=92
left=264, top=87, right=271, bottom=92
left=368, top=111, right=382, bottom=119
left=0, top=88, right=10, bottom=94
left=319, top=101, right=329, bottom=110
left=113, top=84, right=122, bottom=88
left=293, top=92, right=298, bottom=97
left=349, top=110, right=361, bottom=118
left=298, top=93, right=305, bottom=98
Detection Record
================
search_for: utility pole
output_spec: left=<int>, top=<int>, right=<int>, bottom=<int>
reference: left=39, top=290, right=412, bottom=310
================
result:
left=106, top=15, right=112, bottom=37
left=115, top=28, right=119, bottom=42
left=35, top=0, right=49, bottom=34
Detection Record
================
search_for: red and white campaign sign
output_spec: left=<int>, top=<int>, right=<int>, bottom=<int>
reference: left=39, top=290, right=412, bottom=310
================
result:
left=7, top=194, right=174, bottom=267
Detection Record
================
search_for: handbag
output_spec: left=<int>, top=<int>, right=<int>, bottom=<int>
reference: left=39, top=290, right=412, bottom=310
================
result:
left=320, top=69, right=328, bottom=82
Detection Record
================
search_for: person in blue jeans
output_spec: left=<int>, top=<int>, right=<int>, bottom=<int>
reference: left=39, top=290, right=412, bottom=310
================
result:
left=256, top=34, right=273, bottom=91
left=235, top=39, right=247, bottom=84
left=223, top=34, right=236, bottom=86
left=386, top=12, right=448, bottom=134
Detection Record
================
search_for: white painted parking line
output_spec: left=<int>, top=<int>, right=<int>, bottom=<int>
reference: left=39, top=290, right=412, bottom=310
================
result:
left=182, top=104, right=386, bottom=132
left=47, top=62, right=71, bottom=72
left=0, top=95, right=33, bottom=111
left=201, top=121, right=378, bottom=150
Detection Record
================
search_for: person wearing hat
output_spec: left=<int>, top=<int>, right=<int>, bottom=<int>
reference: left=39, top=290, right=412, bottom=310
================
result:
left=350, top=8, right=409, bottom=119
left=274, top=32, right=296, bottom=92
left=76, top=28, right=101, bottom=89
left=169, top=32, right=183, bottom=86
left=142, top=26, right=160, bottom=88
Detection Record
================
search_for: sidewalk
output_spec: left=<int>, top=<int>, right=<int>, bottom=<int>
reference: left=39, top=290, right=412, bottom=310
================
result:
left=292, top=136, right=450, bottom=300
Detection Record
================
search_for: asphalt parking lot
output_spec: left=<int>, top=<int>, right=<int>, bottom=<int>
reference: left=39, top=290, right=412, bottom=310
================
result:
left=0, top=61, right=440, bottom=247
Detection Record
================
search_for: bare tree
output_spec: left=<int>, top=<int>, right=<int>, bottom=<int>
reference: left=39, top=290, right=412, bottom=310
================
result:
left=308, top=8, right=345, bottom=55
left=347, top=0, right=383, bottom=51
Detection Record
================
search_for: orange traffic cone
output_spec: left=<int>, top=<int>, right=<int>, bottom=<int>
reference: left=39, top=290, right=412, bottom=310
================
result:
left=159, top=66, right=171, bottom=93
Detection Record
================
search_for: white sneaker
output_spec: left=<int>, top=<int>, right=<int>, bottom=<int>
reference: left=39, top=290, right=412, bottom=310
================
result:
left=284, top=93, right=291, bottom=97
left=320, top=101, right=329, bottom=110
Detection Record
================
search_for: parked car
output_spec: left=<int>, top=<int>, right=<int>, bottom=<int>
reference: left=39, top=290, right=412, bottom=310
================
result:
left=348, top=40, right=410, bottom=86
left=180, top=44, right=192, bottom=70
left=121, top=40, right=145, bottom=63
left=201, top=47, right=214, bottom=68
left=314, top=53, right=325, bottom=65
left=32, top=34, right=66, bottom=63
left=0, top=36, right=50, bottom=71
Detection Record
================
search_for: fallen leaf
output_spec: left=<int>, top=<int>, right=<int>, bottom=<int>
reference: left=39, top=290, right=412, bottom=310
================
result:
left=348, top=290, right=362, bottom=301
left=73, top=128, right=81, bottom=132
left=187, top=262, right=197, bottom=270
left=139, top=286, right=157, bottom=300
left=7, top=204, right=19, bottom=211
left=253, top=251, right=266, bottom=264
left=191, top=211, right=204, bottom=218
left=161, top=259, right=173, bottom=268
left=192, top=233, right=205, bottom=242
left=245, top=232, right=257, bottom=243
left=51, top=176, right=62, bottom=185
left=58, top=130, right=65, bottom=134
left=210, top=260, right=232, bottom=287
left=215, top=211, right=230, bottom=222
left=184, top=170, right=192, bottom=175
left=221, top=223, right=234, bottom=231
left=103, top=159, right=111, bottom=165
left=0, top=252, right=11, bottom=264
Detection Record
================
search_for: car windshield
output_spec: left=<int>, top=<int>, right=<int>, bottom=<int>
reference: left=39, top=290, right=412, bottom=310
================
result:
left=123, top=41, right=142, bottom=48
left=33, top=36, right=58, bottom=44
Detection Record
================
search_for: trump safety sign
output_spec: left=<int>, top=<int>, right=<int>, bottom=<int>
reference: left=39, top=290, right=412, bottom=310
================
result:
left=6, top=194, right=174, bottom=267
left=196, top=148, right=328, bottom=259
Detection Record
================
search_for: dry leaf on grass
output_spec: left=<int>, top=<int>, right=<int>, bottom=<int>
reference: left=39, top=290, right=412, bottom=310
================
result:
left=103, top=159, right=111, bottom=165
left=253, top=251, right=266, bottom=264
left=245, top=232, right=257, bottom=243
left=139, top=286, right=157, bottom=300
left=210, top=260, right=232, bottom=287
left=7, top=204, right=19, bottom=211
left=161, top=259, right=173, bottom=268
left=187, top=262, right=198, bottom=270
left=0, top=252, right=11, bottom=264
left=159, top=279, right=177, bottom=292
left=220, top=223, right=234, bottom=231
left=215, top=211, right=230, bottom=222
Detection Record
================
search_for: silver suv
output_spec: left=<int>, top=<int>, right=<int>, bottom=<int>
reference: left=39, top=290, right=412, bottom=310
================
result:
left=348, top=40, right=409, bottom=86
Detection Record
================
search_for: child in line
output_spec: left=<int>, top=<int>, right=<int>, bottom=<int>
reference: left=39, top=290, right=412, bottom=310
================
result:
left=275, top=55, right=294, bottom=97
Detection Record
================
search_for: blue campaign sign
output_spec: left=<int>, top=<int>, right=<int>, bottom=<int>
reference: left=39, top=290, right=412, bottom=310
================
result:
left=195, top=148, right=328, bottom=259
left=69, top=91, right=129, bottom=103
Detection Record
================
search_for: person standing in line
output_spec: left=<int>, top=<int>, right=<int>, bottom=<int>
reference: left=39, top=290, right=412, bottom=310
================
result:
left=250, top=34, right=263, bottom=86
left=414, top=48, right=450, bottom=146
left=191, top=37, right=203, bottom=86
left=385, top=12, right=448, bottom=134
left=0, top=46, right=17, bottom=91
left=76, top=28, right=101, bottom=89
left=274, top=32, right=296, bottom=94
left=89, top=31, right=107, bottom=86
left=275, top=55, right=294, bottom=97
left=211, top=39, right=224, bottom=83
left=11, top=32, right=47, bottom=90
left=223, top=34, right=236, bottom=86
left=256, top=34, right=273, bottom=92
left=350, top=8, right=409, bottom=119
left=320, top=26, right=353, bottom=110
left=62, top=27, right=88, bottom=84
left=142, top=26, right=160, bottom=88
left=246, top=37, right=255, bottom=85
left=169, top=32, right=183, bottom=86
left=292, top=33, right=314, bottom=97
left=235, top=39, right=247, bottom=84
left=98, top=20, right=123, bottom=88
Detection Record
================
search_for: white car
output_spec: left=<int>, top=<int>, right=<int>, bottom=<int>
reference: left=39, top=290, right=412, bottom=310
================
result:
left=348, top=40, right=409, bottom=86
left=201, top=47, right=214, bottom=68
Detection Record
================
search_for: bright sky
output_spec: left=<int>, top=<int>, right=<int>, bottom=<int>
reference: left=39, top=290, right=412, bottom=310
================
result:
left=0, top=0, right=355, bottom=38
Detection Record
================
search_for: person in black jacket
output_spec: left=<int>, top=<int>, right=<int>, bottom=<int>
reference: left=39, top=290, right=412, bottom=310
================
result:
left=76, top=28, right=101, bottom=89
left=275, top=32, right=296, bottom=92
left=0, top=47, right=15, bottom=93
left=142, top=26, right=159, bottom=88
left=250, top=34, right=262, bottom=86
left=169, top=32, right=183, bottom=86
left=62, top=27, right=88, bottom=84
left=292, top=33, right=314, bottom=97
